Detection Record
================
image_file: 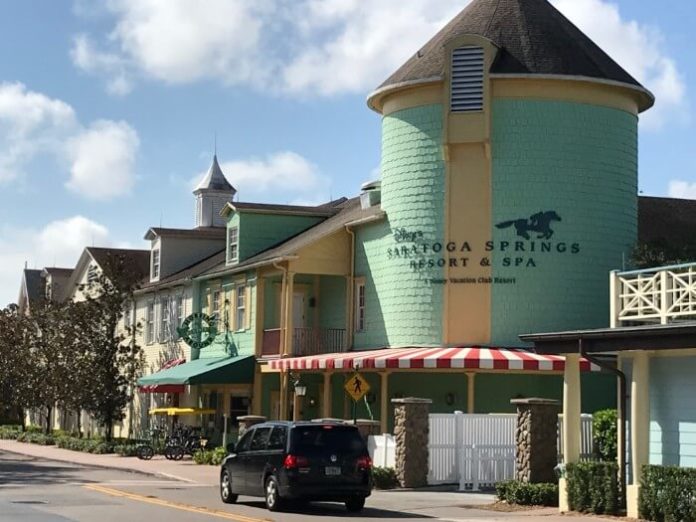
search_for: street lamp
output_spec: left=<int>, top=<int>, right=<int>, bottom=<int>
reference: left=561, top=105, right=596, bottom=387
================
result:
left=294, top=385, right=307, bottom=397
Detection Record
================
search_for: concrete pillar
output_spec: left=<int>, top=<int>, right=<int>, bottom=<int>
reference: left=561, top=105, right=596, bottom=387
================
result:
left=279, top=372, right=289, bottom=420
left=511, top=398, right=560, bottom=483
left=380, top=372, right=390, bottom=434
left=627, top=351, right=650, bottom=518
left=283, top=272, right=295, bottom=356
left=322, top=372, right=333, bottom=418
left=392, top=398, right=432, bottom=488
left=251, top=366, right=263, bottom=415
left=278, top=271, right=287, bottom=354
left=560, top=353, right=581, bottom=513
left=345, top=275, right=353, bottom=349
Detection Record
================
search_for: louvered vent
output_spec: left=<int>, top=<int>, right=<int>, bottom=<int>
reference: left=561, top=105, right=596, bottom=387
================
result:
left=451, top=46, right=484, bottom=112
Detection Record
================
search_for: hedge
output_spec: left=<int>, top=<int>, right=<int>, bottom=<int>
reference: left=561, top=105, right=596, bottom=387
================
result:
left=566, top=461, right=620, bottom=515
left=495, top=481, right=558, bottom=506
left=16, top=432, right=56, bottom=445
left=0, top=425, right=22, bottom=440
left=56, top=437, right=116, bottom=454
left=372, top=467, right=399, bottom=489
left=640, top=465, right=696, bottom=522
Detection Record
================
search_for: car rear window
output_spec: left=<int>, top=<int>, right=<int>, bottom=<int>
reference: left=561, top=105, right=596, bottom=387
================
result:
left=290, top=426, right=365, bottom=454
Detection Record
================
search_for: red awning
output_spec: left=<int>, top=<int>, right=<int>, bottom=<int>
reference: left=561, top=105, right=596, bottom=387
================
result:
left=268, top=347, right=601, bottom=372
left=138, top=358, right=187, bottom=393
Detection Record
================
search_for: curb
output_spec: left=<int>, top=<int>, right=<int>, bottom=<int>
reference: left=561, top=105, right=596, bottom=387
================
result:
left=0, top=444, right=187, bottom=482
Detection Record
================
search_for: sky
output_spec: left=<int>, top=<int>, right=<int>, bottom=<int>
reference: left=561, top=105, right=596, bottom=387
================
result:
left=0, top=0, right=693, bottom=307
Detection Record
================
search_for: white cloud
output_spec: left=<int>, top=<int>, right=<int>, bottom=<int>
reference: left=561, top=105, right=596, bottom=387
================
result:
left=0, top=82, right=77, bottom=181
left=72, top=0, right=686, bottom=126
left=0, top=216, right=112, bottom=307
left=191, top=151, right=330, bottom=203
left=66, top=120, right=139, bottom=200
left=668, top=180, right=696, bottom=200
left=0, top=82, right=139, bottom=200
left=71, top=34, right=133, bottom=95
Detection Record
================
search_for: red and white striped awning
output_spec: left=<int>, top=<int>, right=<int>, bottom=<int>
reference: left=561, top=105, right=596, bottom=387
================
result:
left=138, top=358, right=187, bottom=393
left=268, top=347, right=601, bottom=372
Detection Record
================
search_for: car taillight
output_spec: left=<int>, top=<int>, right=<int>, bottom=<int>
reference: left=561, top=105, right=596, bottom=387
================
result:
left=283, top=454, right=309, bottom=469
left=357, top=455, right=372, bottom=470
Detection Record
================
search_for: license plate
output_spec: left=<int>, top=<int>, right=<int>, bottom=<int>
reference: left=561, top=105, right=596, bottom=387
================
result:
left=325, top=466, right=341, bottom=476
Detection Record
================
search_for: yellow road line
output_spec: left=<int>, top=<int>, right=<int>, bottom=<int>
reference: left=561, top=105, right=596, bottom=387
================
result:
left=83, top=484, right=271, bottom=522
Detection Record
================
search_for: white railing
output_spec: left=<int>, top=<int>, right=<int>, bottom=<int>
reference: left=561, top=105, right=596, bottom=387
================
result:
left=369, top=412, right=594, bottom=490
left=558, top=413, right=594, bottom=461
left=611, top=263, right=696, bottom=326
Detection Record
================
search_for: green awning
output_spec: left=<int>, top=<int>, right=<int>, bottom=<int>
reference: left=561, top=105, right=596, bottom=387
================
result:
left=137, top=355, right=255, bottom=386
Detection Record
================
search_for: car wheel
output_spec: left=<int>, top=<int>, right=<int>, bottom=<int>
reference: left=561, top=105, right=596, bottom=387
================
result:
left=345, top=497, right=365, bottom=512
left=264, top=476, right=284, bottom=512
left=220, top=469, right=238, bottom=504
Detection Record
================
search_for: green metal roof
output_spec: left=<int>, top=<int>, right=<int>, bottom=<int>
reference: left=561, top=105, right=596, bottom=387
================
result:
left=138, top=355, right=254, bottom=386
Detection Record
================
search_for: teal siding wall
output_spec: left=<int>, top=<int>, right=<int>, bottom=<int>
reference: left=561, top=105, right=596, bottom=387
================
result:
left=491, top=100, right=638, bottom=344
left=354, top=104, right=445, bottom=349
left=197, top=273, right=257, bottom=359
left=235, top=212, right=322, bottom=262
left=649, top=357, right=696, bottom=468
left=318, top=275, right=346, bottom=330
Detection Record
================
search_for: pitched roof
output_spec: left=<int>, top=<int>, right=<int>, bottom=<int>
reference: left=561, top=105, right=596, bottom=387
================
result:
left=371, top=0, right=653, bottom=109
left=638, top=196, right=696, bottom=246
left=86, top=247, right=151, bottom=281
left=42, top=267, right=73, bottom=278
left=136, top=249, right=227, bottom=292
left=202, top=197, right=385, bottom=279
left=221, top=198, right=348, bottom=218
left=193, top=155, right=236, bottom=194
left=19, top=269, right=44, bottom=309
left=144, top=227, right=227, bottom=240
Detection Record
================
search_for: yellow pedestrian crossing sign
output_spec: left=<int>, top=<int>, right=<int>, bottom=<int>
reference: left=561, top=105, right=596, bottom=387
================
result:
left=345, top=372, right=370, bottom=402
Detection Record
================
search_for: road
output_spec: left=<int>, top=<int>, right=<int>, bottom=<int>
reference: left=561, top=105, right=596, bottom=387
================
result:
left=0, top=451, right=608, bottom=521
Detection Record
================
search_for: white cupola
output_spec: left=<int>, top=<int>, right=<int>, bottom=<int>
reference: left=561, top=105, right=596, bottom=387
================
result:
left=193, top=155, right=236, bottom=228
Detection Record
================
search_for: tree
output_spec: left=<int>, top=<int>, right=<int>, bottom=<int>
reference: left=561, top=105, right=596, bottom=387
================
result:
left=0, top=305, right=33, bottom=426
left=631, top=241, right=696, bottom=269
left=76, top=253, right=143, bottom=441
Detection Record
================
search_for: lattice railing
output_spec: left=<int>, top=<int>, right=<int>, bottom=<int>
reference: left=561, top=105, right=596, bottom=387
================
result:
left=611, top=263, right=696, bottom=326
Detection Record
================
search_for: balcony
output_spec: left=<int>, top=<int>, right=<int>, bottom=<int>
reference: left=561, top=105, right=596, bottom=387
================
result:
left=611, top=263, right=696, bottom=327
left=262, top=327, right=347, bottom=357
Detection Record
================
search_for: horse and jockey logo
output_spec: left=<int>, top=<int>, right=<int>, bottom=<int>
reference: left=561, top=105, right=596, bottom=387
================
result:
left=495, top=211, right=562, bottom=240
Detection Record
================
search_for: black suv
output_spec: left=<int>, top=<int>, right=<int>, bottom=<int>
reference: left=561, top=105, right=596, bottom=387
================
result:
left=219, top=421, right=373, bottom=512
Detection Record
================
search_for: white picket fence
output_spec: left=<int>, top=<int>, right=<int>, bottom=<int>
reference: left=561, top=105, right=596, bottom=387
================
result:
left=368, top=412, right=594, bottom=490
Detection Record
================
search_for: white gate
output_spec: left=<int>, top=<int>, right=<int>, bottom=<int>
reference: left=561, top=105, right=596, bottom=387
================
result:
left=369, top=411, right=594, bottom=490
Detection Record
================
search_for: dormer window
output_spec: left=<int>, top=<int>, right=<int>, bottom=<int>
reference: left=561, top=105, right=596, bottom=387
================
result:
left=450, top=46, right=484, bottom=112
left=151, top=249, right=160, bottom=279
left=228, top=227, right=239, bottom=264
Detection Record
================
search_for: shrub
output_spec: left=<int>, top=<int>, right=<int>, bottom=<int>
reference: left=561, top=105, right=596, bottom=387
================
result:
left=593, top=409, right=618, bottom=461
left=495, top=480, right=558, bottom=506
left=639, top=465, right=696, bottom=522
left=25, top=425, right=43, bottom=434
left=193, top=447, right=227, bottom=466
left=372, top=467, right=399, bottom=489
left=17, top=432, right=55, bottom=445
left=55, top=436, right=115, bottom=454
left=0, top=425, right=22, bottom=440
left=114, top=444, right=140, bottom=457
left=566, top=461, right=620, bottom=515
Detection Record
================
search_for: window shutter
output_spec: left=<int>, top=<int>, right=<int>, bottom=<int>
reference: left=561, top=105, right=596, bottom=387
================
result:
left=450, top=46, right=484, bottom=112
left=245, top=285, right=251, bottom=330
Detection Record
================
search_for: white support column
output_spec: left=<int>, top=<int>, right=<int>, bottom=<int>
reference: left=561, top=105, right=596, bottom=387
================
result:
left=466, top=372, right=476, bottom=414
left=380, top=372, right=390, bottom=434
left=609, top=270, right=619, bottom=328
left=627, top=351, right=650, bottom=518
left=323, top=372, right=333, bottom=418
left=560, top=353, right=581, bottom=513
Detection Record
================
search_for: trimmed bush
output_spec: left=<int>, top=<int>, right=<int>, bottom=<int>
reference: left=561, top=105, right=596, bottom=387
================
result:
left=55, top=436, right=115, bottom=454
left=114, top=444, right=140, bottom=457
left=193, top=447, right=227, bottom=465
left=566, top=461, right=620, bottom=515
left=16, top=432, right=55, bottom=445
left=495, top=481, right=558, bottom=506
left=593, top=409, right=618, bottom=461
left=640, top=465, right=696, bottom=522
left=372, top=467, right=399, bottom=489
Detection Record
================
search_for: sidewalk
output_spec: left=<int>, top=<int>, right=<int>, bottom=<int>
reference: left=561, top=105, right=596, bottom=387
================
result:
left=0, top=439, right=218, bottom=484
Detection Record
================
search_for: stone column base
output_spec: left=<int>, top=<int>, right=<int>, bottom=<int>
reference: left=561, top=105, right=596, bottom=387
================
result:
left=626, top=484, right=641, bottom=519
left=558, top=478, right=569, bottom=513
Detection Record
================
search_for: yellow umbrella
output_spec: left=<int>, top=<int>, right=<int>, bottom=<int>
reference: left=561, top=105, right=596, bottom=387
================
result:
left=148, top=407, right=217, bottom=416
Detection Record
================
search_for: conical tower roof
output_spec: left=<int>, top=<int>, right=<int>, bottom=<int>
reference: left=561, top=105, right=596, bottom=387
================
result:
left=194, top=155, right=236, bottom=194
left=370, top=0, right=653, bottom=109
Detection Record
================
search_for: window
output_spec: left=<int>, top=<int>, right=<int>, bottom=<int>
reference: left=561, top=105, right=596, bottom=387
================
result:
left=123, top=304, right=132, bottom=330
left=450, top=46, right=484, bottom=112
left=146, top=302, right=155, bottom=344
left=212, top=289, right=221, bottom=317
left=227, top=227, right=239, bottom=263
left=355, top=279, right=366, bottom=332
left=250, top=427, right=272, bottom=451
left=87, top=265, right=99, bottom=284
left=151, top=249, right=160, bottom=279
left=176, top=296, right=185, bottom=333
left=268, top=426, right=287, bottom=451
left=160, top=298, right=170, bottom=342
left=236, top=429, right=254, bottom=453
left=236, top=285, right=246, bottom=330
